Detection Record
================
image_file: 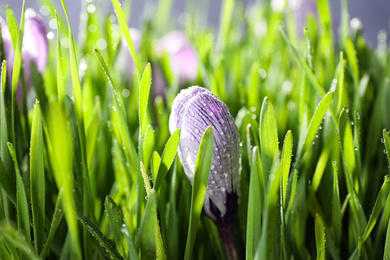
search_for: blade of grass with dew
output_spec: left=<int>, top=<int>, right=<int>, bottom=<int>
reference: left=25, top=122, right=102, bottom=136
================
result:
left=332, top=161, right=342, bottom=246
left=339, top=109, right=361, bottom=196
left=281, top=130, right=292, bottom=207
left=138, top=162, right=166, bottom=260
left=0, top=61, right=16, bottom=204
left=0, top=222, right=39, bottom=260
left=286, top=169, right=298, bottom=222
left=280, top=28, right=326, bottom=97
left=139, top=63, right=151, bottom=137
left=383, top=129, right=390, bottom=167
left=7, top=142, right=30, bottom=243
left=154, top=129, right=181, bottom=191
left=246, top=146, right=262, bottom=260
left=259, top=97, right=279, bottom=177
left=111, top=0, right=141, bottom=74
left=298, top=91, right=334, bottom=158
left=184, top=127, right=214, bottom=260
left=40, top=188, right=65, bottom=260
left=361, top=175, right=390, bottom=242
left=105, top=196, right=127, bottom=257
left=315, top=214, right=326, bottom=260
left=10, top=1, right=25, bottom=146
left=76, top=211, right=123, bottom=260
left=94, top=49, right=138, bottom=177
left=30, top=101, right=45, bottom=254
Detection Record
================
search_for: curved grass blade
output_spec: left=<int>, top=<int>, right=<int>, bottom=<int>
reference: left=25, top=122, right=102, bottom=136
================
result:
left=184, top=127, right=214, bottom=260
left=40, top=188, right=65, bottom=260
left=0, top=221, right=39, bottom=260
left=246, top=147, right=262, bottom=260
left=154, top=129, right=181, bottom=191
left=7, top=142, right=30, bottom=243
left=259, top=97, right=279, bottom=177
left=94, top=49, right=138, bottom=176
left=361, top=175, right=390, bottom=242
left=281, top=130, right=293, bottom=207
left=299, top=91, right=334, bottom=157
left=151, top=151, right=161, bottom=181
left=139, top=64, right=152, bottom=136
left=111, top=0, right=141, bottom=74
left=30, top=101, right=45, bottom=254
left=105, top=196, right=126, bottom=257
left=76, top=211, right=124, bottom=260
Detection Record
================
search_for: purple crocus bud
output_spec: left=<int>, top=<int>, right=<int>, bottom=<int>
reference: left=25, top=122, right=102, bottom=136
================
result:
left=156, top=31, right=199, bottom=86
left=116, top=28, right=141, bottom=83
left=169, top=86, right=241, bottom=259
left=169, top=86, right=240, bottom=220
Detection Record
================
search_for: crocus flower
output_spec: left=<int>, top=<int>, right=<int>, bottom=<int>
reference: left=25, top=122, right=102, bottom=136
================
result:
left=116, top=27, right=141, bottom=83
left=169, top=86, right=241, bottom=259
left=155, top=31, right=199, bottom=87
left=0, top=9, right=48, bottom=100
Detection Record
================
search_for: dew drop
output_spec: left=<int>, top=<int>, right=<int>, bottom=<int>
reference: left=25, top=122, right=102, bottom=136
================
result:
left=381, top=138, right=386, bottom=144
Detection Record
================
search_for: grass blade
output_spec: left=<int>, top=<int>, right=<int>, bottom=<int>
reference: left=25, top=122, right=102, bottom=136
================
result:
left=299, top=91, right=334, bottom=157
left=0, top=221, right=39, bottom=260
left=76, top=211, right=124, bottom=260
left=259, top=97, right=279, bottom=177
left=384, top=218, right=390, bottom=258
left=40, top=188, right=65, bottom=260
left=383, top=130, right=390, bottom=167
left=361, top=175, right=390, bottom=242
left=332, top=162, right=342, bottom=246
left=154, top=129, right=181, bottom=191
left=281, top=130, right=293, bottom=207
left=30, top=101, right=45, bottom=254
left=139, top=63, right=152, bottom=136
left=111, top=0, right=141, bottom=74
left=7, top=142, right=30, bottom=243
left=105, top=196, right=126, bottom=257
left=246, top=147, right=262, bottom=259
left=184, top=127, right=214, bottom=260
left=315, top=214, right=326, bottom=260
left=0, top=61, right=16, bottom=204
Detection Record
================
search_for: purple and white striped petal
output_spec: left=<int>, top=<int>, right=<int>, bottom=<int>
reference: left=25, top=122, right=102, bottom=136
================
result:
left=169, top=86, right=240, bottom=221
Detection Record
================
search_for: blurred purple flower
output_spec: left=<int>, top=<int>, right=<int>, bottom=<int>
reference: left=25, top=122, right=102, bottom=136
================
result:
left=116, top=28, right=141, bottom=82
left=156, top=31, right=199, bottom=86
left=288, top=0, right=317, bottom=36
left=169, top=86, right=240, bottom=222
left=0, top=9, right=48, bottom=100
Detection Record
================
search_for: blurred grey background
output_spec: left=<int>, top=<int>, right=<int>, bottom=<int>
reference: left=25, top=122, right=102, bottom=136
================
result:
left=1, top=0, right=389, bottom=46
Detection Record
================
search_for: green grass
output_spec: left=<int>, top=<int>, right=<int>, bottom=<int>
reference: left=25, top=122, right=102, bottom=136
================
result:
left=1, top=0, right=390, bottom=259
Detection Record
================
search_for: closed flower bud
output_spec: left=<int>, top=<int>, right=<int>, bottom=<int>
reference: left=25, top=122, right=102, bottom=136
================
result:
left=169, top=86, right=240, bottom=222
left=156, top=31, right=199, bottom=86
